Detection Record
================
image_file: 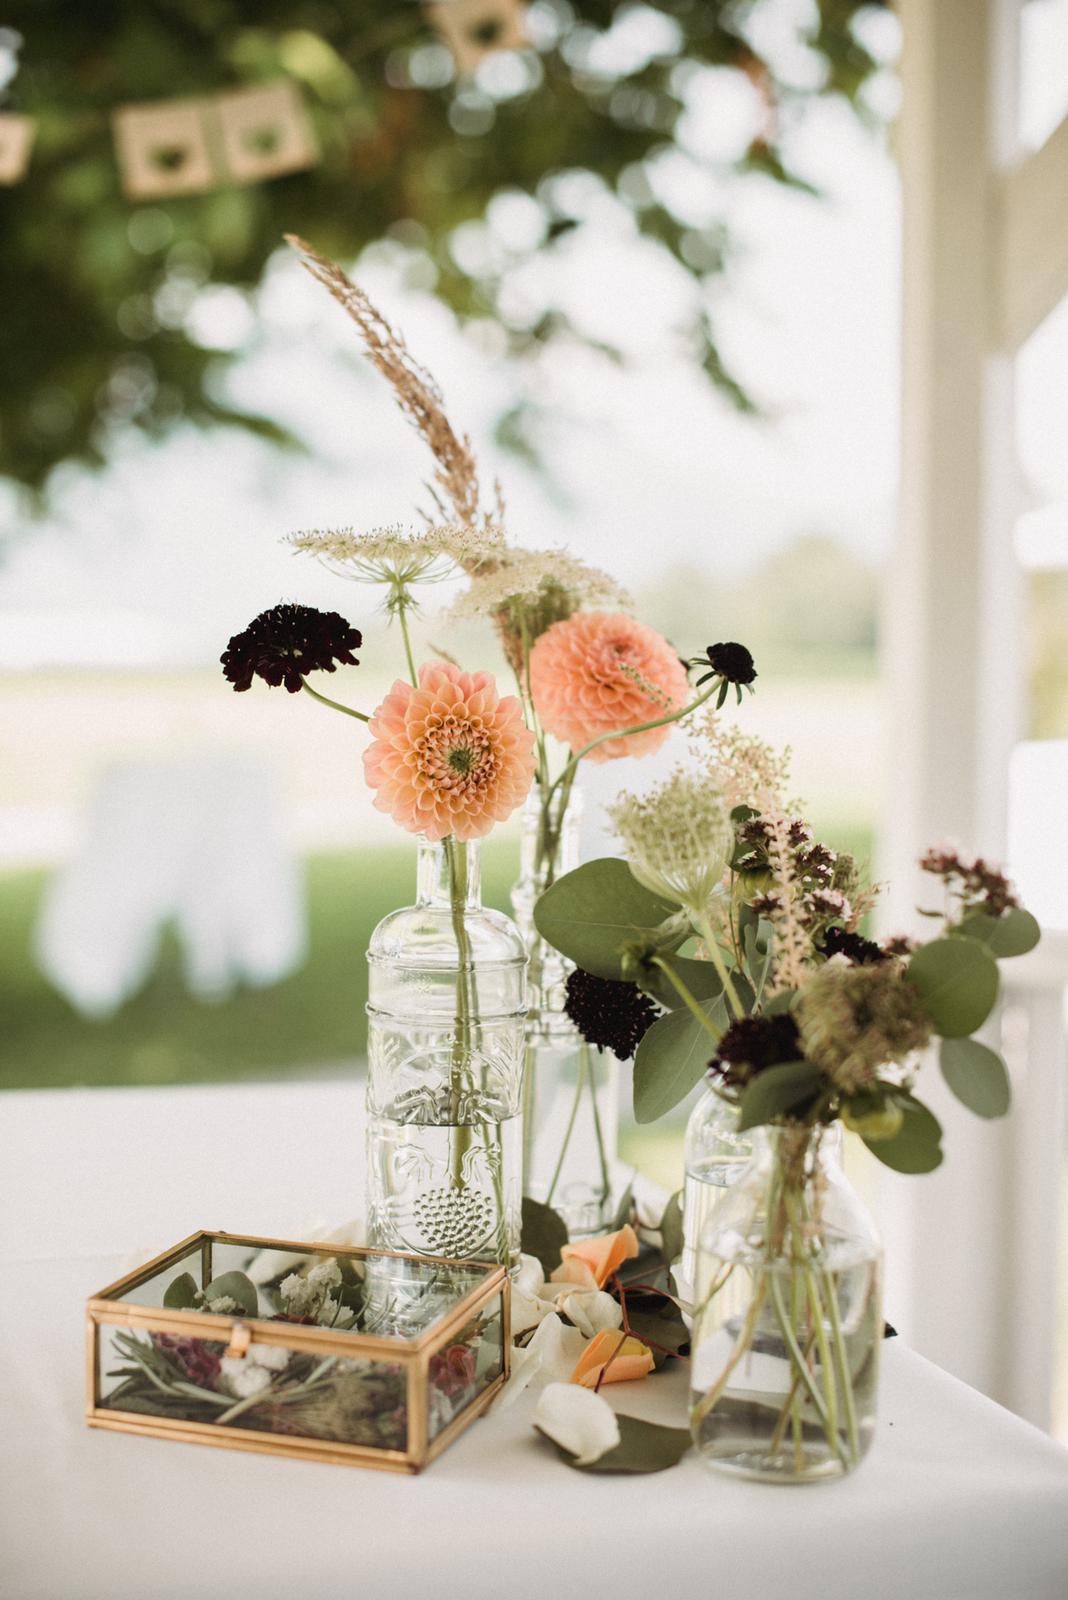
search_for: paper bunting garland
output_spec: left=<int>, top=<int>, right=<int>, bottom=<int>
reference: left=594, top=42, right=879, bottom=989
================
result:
left=0, top=112, right=35, bottom=185
left=214, top=81, right=317, bottom=185
left=112, top=98, right=216, bottom=200
left=427, top=0, right=527, bottom=76
left=113, top=81, right=317, bottom=200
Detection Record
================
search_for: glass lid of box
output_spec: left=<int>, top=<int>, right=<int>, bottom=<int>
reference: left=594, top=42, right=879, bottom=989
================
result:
left=100, top=1232, right=498, bottom=1341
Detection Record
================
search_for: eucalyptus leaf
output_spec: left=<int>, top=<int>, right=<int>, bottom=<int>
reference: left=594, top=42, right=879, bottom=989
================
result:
left=907, top=937, right=999, bottom=1038
left=638, top=953, right=723, bottom=1010
left=610, top=1180, right=635, bottom=1232
left=162, top=1271, right=198, bottom=1310
left=862, top=1095, right=943, bottom=1173
left=623, top=1291, right=691, bottom=1369
left=632, top=997, right=726, bottom=1124
left=659, top=1188, right=684, bottom=1268
left=202, top=1271, right=259, bottom=1318
left=569, top=1413, right=692, bottom=1474
left=736, top=1060, right=823, bottom=1131
left=521, top=1196, right=569, bottom=1275
left=743, top=920, right=773, bottom=999
left=533, top=859, right=681, bottom=980
left=956, top=907, right=1041, bottom=959
left=940, top=1037, right=1011, bottom=1118
left=764, top=988, right=797, bottom=1016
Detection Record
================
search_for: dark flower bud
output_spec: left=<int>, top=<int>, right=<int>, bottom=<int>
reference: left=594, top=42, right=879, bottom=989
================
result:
left=689, top=641, right=758, bottom=705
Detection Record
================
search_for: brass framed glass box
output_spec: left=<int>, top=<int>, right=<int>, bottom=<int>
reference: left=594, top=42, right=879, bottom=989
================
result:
left=86, top=1230, right=510, bottom=1472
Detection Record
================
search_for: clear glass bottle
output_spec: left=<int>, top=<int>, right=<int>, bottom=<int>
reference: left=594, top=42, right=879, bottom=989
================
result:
left=675, top=1087, right=753, bottom=1303
left=365, top=836, right=527, bottom=1270
left=511, top=786, right=618, bottom=1236
left=690, top=1124, right=882, bottom=1484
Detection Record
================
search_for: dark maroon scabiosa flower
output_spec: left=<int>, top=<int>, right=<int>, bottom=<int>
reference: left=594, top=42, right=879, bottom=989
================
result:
left=821, top=925, right=890, bottom=966
left=564, top=968, right=659, bottom=1061
left=688, top=641, right=758, bottom=706
left=151, top=1334, right=223, bottom=1387
left=221, top=603, right=362, bottom=693
left=710, top=1012, right=802, bottom=1090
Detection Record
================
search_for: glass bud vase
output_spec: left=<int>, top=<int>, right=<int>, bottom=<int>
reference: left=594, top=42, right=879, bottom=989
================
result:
left=511, top=787, right=618, bottom=1236
left=674, top=1087, right=753, bottom=1304
left=690, top=1125, right=883, bottom=1483
left=365, top=836, right=527, bottom=1271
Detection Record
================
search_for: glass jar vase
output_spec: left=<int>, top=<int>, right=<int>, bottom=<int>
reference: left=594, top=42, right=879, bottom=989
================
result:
left=674, top=1086, right=753, bottom=1305
left=689, top=1124, right=882, bottom=1483
left=511, top=786, right=618, bottom=1235
left=365, top=836, right=527, bottom=1270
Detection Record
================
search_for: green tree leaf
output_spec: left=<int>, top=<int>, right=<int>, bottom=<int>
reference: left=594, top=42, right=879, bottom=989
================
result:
left=540, top=1412, right=692, bottom=1474
left=533, top=859, right=681, bottom=980
left=907, top=937, right=1000, bottom=1037
left=202, top=1270, right=259, bottom=1318
left=736, top=1060, right=823, bottom=1131
left=520, top=1197, right=569, bottom=1275
left=163, top=1271, right=198, bottom=1309
left=632, top=997, right=726, bottom=1124
left=940, top=1037, right=1011, bottom=1118
left=956, top=908, right=1041, bottom=959
left=862, top=1095, right=943, bottom=1173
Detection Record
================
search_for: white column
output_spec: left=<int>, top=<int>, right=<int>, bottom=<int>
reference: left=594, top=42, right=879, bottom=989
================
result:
left=879, top=0, right=1027, bottom=1401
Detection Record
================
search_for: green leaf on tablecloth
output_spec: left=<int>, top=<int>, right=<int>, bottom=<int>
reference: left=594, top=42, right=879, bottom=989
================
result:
left=659, top=1188, right=684, bottom=1268
left=622, top=1290, right=691, bottom=1369
left=632, top=997, right=726, bottom=1124
left=521, top=1196, right=569, bottom=1275
left=533, top=858, right=681, bottom=980
left=567, top=1413, right=692, bottom=1474
left=163, top=1271, right=198, bottom=1309
left=736, top=1060, right=823, bottom=1131
left=862, top=1094, right=943, bottom=1172
left=907, top=937, right=999, bottom=1037
left=940, top=1037, right=1011, bottom=1118
left=955, top=907, right=1041, bottom=959
left=202, top=1270, right=259, bottom=1318
left=637, top=952, right=723, bottom=1009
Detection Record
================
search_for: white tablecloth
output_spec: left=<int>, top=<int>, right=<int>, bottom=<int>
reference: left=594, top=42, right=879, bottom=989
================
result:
left=4, top=1082, right=1068, bottom=1600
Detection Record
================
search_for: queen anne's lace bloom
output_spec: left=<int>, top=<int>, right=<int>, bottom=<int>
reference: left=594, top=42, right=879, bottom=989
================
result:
left=608, top=767, right=733, bottom=911
left=528, top=612, right=688, bottom=761
left=364, top=662, right=536, bottom=841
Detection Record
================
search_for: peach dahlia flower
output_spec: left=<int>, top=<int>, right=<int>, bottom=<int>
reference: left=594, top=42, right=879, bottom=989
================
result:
left=529, top=612, right=689, bottom=762
left=363, top=662, right=536, bottom=842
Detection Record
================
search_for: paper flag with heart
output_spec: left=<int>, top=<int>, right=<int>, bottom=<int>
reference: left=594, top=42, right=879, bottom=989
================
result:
left=112, top=99, right=216, bottom=200
left=0, top=113, right=36, bottom=186
left=214, top=81, right=317, bottom=185
left=427, top=0, right=528, bottom=76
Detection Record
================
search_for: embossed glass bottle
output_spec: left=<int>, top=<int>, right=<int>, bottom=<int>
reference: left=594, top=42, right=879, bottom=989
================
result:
left=511, top=787, right=618, bottom=1235
left=366, top=837, right=527, bottom=1270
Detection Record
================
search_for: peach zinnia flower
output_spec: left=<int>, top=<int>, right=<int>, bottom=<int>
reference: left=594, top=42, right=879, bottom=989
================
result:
left=363, top=662, right=535, bottom=841
left=529, top=612, right=689, bottom=762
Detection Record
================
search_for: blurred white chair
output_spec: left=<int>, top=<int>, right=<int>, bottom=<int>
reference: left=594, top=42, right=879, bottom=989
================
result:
left=34, top=754, right=306, bottom=1016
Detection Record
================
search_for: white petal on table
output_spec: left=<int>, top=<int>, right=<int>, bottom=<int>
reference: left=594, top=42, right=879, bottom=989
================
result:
left=534, top=1383, right=621, bottom=1467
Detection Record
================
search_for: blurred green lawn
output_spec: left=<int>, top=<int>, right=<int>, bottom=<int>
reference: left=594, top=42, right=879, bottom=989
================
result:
left=0, top=826, right=874, bottom=1100
left=0, top=842, right=516, bottom=1091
